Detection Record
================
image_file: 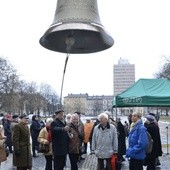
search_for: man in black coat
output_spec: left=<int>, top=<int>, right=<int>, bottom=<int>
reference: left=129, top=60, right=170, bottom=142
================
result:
left=51, top=110, right=70, bottom=170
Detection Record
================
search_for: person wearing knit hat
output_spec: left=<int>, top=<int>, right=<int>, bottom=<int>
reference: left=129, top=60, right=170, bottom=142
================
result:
left=145, top=115, right=155, bottom=122
left=144, top=114, right=162, bottom=169
left=149, top=112, right=160, bottom=122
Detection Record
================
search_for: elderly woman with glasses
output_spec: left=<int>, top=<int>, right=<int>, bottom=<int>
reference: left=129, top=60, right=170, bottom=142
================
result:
left=68, top=114, right=84, bottom=170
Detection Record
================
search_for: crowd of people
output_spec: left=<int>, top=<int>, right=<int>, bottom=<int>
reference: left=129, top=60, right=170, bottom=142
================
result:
left=0, top=110, right=162, bottom=170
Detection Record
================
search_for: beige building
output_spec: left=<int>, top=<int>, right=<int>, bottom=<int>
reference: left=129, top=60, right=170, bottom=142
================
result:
left=64, top=94, right=114, bottom=115
left=64, top=93, right=88, bottom=114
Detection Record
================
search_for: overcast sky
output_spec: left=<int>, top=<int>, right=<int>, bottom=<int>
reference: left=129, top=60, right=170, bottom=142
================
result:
left=0, top=0, right=170, bottom=97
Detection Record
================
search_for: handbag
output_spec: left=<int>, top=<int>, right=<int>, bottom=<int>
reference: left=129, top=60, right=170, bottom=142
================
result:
left=110, top=154, right=121, bottom=170
left=3, top=143, right=9, bottom=157
left=39, top=143, right=49, bottom=153
left=79, top=145, right=85, bottom=155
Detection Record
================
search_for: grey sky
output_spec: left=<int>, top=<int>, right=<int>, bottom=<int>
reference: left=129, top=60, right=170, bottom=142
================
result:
left=0, top=0, right=169, bottom=96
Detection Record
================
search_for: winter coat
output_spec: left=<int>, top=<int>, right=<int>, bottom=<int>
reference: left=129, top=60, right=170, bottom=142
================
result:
left=117, top=121, right=126, bottom=156
left=92, top=122, right=118, bottom=159
left=51, top=118, right=69, bottom=156
left=68, top=122, right=84, bottom=154
left=79, top=120, right=85, bottom=142
left=126, top=120, right=147, bottom=160
left=145, top=121, right=162, bottom=158
left=12, top=123, right=32, bottom=167
left=38, top=126, right=53, bottom=156
left=89, top=119, right=100, bottom=143
left=84, top=121, right=94, bottom=143
left=10, top=121, right=18, bottom=141
left=4, top=120, right=12, bottom=147
left=0, top=127, right=7, bottom=163
left=30, top=120, right=41, bottom=146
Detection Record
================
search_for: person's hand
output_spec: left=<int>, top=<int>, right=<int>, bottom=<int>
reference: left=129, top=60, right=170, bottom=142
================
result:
left=15, top=150, right=20, bottom=157
left=64, top=126, right=69, bottom=131
left=45, top=140, right=50, bottom=144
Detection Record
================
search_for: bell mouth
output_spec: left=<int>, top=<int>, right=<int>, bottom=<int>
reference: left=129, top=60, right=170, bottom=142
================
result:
left=39, top=22, right=114, bottom=54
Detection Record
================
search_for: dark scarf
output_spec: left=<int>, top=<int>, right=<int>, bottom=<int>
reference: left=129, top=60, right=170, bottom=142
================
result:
left=98, top=122, right=110, bottom=130
left=46, top=126, right=52, bottom=142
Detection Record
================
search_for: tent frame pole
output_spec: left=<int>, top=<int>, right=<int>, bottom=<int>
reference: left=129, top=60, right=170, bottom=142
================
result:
left=166, top=125, right=170, bottom=154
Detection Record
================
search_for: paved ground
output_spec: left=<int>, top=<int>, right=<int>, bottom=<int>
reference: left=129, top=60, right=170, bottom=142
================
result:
left=1, top=149, right=170, bottom=170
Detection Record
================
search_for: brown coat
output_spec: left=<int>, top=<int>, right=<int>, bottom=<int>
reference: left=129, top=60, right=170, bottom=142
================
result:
left=0, top=126, right=7, bottom=163
left=68, top=123, right=84, bottom=154
left=12, top=122, right=32, bottom=168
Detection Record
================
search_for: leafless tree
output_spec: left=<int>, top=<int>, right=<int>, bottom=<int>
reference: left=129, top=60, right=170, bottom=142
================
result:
left=0, top=57, right=60, bottom=115
left=155, top=55, right=170, bottom=78
left=0, top=57, right=20, bottom=113
left=39, top=83, right=59, bottom=116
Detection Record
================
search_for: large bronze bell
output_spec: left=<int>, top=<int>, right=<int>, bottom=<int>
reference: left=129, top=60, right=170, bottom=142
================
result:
left=39, top=0, right=114, bottom=54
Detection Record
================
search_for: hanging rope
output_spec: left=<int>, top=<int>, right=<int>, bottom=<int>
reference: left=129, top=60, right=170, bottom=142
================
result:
left=59, top=35, right=75, bottom=109
left=59, top=53, right=69, bottom=108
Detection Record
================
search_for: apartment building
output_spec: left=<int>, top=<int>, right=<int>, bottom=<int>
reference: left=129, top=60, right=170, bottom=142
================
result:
left=113, top=58, right=135, bottom=96
left=63, top=93, right=88, bottom=114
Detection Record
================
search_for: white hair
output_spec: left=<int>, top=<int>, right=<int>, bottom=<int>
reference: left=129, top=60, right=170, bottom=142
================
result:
left=66, top=113, right=72, bottom=119
left=98, top=113, right=108, bottom=120
left=133, top=112, right=142, bottom=118
left=46, top=118, right=53, bottom=124
left=65, top=113, right=72, bottom=123
left=71, top=114, right=79, bottom=122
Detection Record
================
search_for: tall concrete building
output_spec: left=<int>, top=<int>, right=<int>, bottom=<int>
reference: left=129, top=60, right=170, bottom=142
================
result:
left=113, top=58, right=135, bottom=95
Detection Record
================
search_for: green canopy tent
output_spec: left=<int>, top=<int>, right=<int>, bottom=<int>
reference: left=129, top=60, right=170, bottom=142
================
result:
left=113, top=78, right=170, bottom=107
left=112, top=78, right=170, bottom=153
